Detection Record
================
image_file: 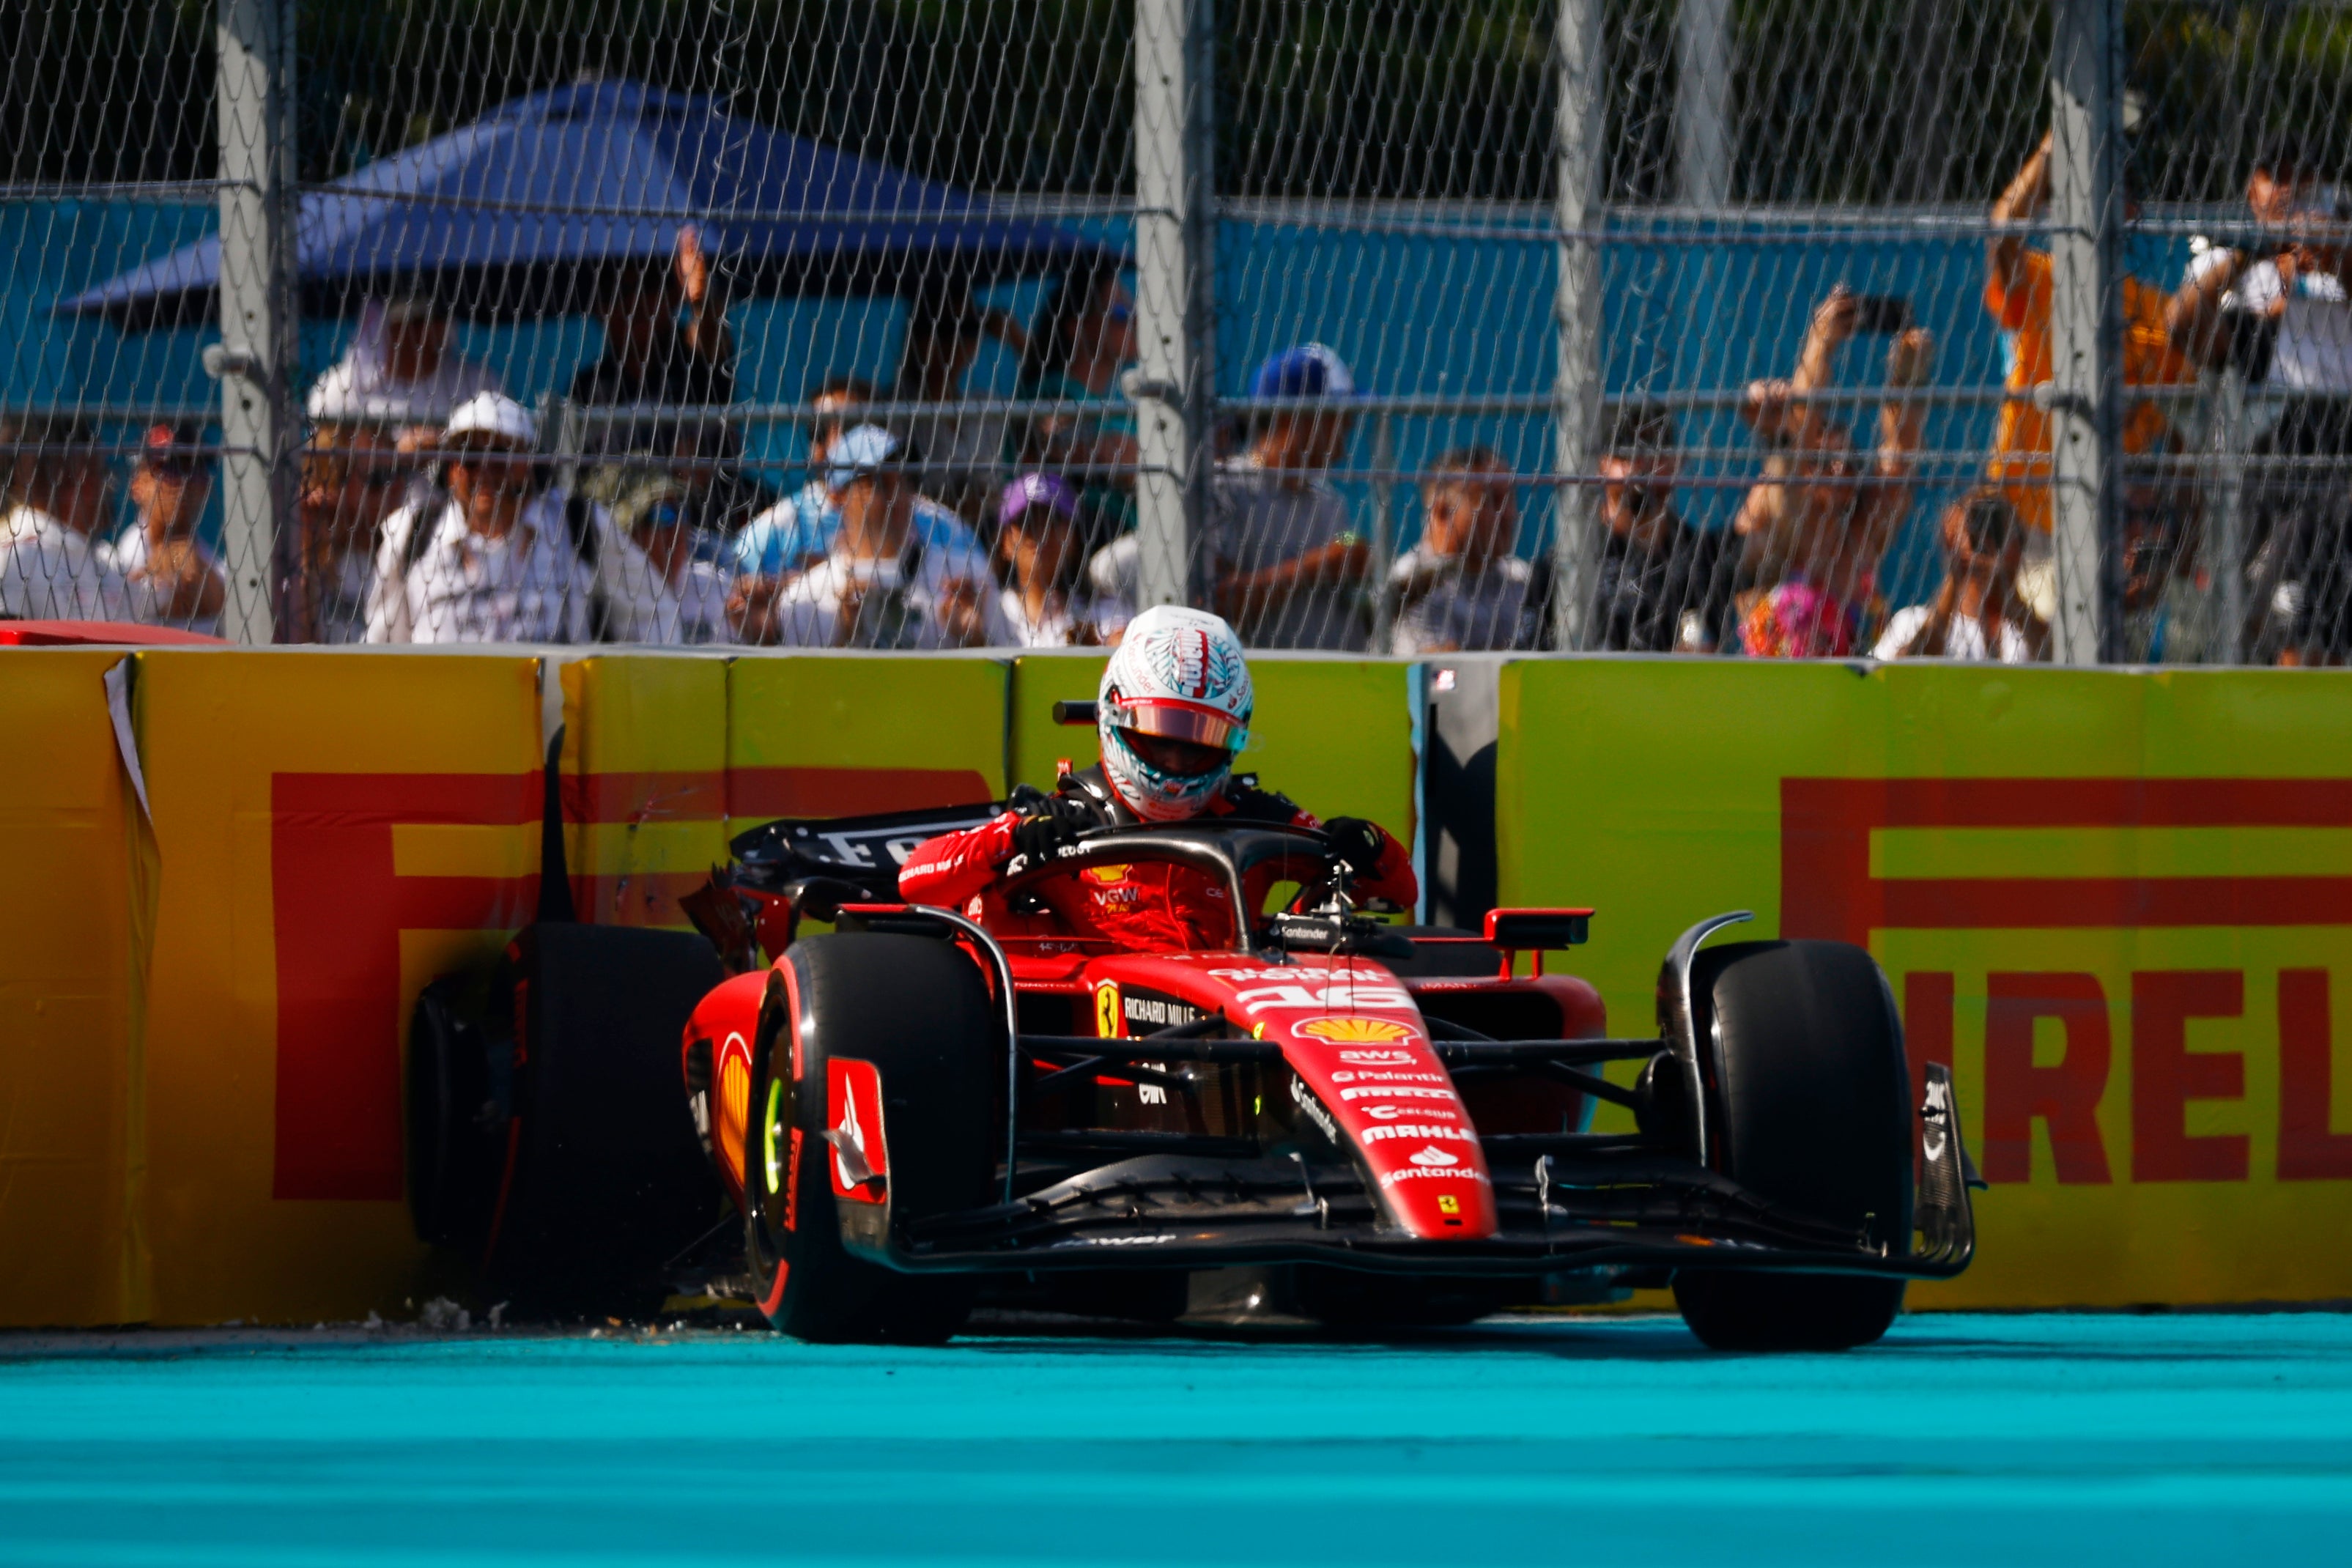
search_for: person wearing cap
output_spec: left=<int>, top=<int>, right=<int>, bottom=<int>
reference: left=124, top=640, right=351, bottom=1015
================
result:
left=363, top=393, right=664, bottom=644
left=0, top=413, right=126, bottom=622
left=742, top=424, right=1008, bottom=649
left=728, top=376, right=981, bottom=583
left=989, top=472, right=1131, bottom=647
left=1011, top=256, right=1139, bottom=548
left=105, top=421, right=226, bottom=635
left=1084, top=342, right=1369, bottom=648
left=607, top=471, right=739, bottom=646
left=305, top=295, right=504, bottom=432
left=298, top=420, right=413, bottom=643
left=1212, top=343, right=1371, bottom=648
left=1383, top=447, right=1548, bottom=656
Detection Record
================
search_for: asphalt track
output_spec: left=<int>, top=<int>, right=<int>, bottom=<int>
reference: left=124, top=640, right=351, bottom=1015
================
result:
left=1, top=1312, right=2347, bottom=1566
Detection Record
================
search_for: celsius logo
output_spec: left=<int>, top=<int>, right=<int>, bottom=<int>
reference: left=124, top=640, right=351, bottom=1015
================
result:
left=1338, top=1049, right=1416, bottom=1065
left=1297, top=1016, right=1412, bottom=1045
left=1410, top=1145, right=1460, bottom=1167
left=1364, top=1104, right=1457, bottom=1122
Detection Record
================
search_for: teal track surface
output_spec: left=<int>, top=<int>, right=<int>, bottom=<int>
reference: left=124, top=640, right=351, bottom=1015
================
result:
left=2, top=1312, right=2348, bottom=1566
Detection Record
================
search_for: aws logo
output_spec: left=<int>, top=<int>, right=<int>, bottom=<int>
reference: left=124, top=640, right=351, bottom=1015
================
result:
left=1297, top=1016, right=1412, bottom=1045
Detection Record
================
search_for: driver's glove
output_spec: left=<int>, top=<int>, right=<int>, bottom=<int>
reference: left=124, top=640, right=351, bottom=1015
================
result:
left=1010, top=793, right=1095, bottom=868
left=1322, top=816, right=1386, bottom=879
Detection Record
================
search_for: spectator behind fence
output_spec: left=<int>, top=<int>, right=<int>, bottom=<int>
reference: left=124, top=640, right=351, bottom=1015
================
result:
left=1383, top=448, right=1546, bottom=655
left=2169, top=135, right=2352, bottom=662
left=991, top=473, right=1130, bottom=647
left=730, top=377, right=982, bottom=584
left=605, top=418, right=774, bottom=550
left=1216, top=344, right=1370, bottom=647
left=609, top=475, right=738, bottom=646
left=1090, top=344, right=1368, bottom=647
left=298, top=421, right=413, bottom=643
left=1, top=413, right=123, bottom=622
left=1731, top=287, right=1933, bottom=657
left=1591, top=404, right=1733, bottom=652
left=364, top=393, right=662, bottom=644
left=741, top=424, right=1007, bottom=648
left=108, top=422, right=226, bottom=635
left=1013, top=256, right=1139, bottom=547
left=1985, top=130, right=2199, bottom=542
left=1873, top=490, right=2049, bottom=663
left=898, top=282, right=1027, bottom=525
left=304, top=295, right=504, bottom=432
left=569, top=226, right=737, bottom=462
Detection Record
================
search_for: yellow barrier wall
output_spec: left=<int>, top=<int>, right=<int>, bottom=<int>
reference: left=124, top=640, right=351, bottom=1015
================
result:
left=559, top=654, right=731, bottom=928
left=1498, top=657, right=2352, bottom=1307
left=726, top=654, right=1007, bottom=831
left=133, top=650, right=544, bottom=1323
left=0, top=651, right=147, bottom=1324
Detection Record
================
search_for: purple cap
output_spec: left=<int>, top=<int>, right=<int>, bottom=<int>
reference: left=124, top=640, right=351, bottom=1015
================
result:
left=997, top=471, right=1080, bottom=530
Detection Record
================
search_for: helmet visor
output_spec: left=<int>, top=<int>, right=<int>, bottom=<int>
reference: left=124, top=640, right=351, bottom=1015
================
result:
left=1104, top=695, right=1249, bottom=755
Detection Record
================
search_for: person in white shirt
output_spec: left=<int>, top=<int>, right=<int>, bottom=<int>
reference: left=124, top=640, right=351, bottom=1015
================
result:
left=760, top=425, right=1009, bottom=649
left=1874, top=490, right=2049, bottom=663
left=0, top=414, right=125, bottom=622
left=106, top=421, right=227, bottom=635
left=989, top=472, right=1130, bottom=647
left=363, top=393, right=663, bottom=645
left=2168, top=137, right=2352, bottom=399
left=305, top=296, right=506, bottom=431
left=610, top=476, right=737, bottom=645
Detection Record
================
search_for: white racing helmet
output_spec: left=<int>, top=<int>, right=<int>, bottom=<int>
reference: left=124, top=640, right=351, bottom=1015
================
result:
left=1098, top=607, right=1254, bottom=822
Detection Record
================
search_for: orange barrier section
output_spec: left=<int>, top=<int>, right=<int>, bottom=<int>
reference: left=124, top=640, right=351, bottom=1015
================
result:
left=1498, top=658, right=2352, bottom=1308
left=131, top=650, right=544, bottom=1323
left=0, top=650, right=147, bottom=1325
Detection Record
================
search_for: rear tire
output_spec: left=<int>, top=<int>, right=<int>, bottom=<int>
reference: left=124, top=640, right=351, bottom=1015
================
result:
left=481, top=925, right=726, bottom=1321
left=743, top=933, right=996, bottom=1344
left=1671, top=939, right=1912, bottom=1352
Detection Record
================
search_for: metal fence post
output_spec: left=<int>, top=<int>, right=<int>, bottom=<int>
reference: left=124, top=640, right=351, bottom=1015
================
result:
left=1134, top=0, right=1214, bottom=612
left=2048, top=0, right=2123, bottom=665
left=2213, top=368, right=2248, bottom=662
left=211, top=0, right=299, bottom=645
left=1550, top=0, right=1605, bottom=651
left=1675, top=0, right=1732, bottom=209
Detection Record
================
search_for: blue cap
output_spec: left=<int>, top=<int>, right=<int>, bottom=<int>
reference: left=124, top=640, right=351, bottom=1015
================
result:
left=825, top=424, right=902, bottom=490
left=1249, top=343, right=1358, bottom=400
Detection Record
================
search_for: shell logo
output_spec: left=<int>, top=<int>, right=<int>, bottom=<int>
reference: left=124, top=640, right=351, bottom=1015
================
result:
left=1296, top=1016, right=1413, bottom=1044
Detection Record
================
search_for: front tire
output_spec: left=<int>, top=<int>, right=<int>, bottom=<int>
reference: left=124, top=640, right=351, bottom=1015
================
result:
left=743, top=932, right=995, bottom=1343
left=1671, top=939, right=1912, bottom=1351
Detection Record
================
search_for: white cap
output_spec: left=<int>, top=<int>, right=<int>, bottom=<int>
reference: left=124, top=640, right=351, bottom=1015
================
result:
left=444, top=391, right=538, bottom=448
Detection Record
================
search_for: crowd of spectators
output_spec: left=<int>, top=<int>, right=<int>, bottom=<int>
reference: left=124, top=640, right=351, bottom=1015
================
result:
left=6, top=140, right=2348, bottom=659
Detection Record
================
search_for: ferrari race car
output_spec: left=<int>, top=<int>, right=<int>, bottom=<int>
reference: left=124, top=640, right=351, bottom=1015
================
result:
left=407, top=721, right=1977, bottom=1351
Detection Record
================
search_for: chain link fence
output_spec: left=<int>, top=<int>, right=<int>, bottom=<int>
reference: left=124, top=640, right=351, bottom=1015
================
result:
left=3, top=1, right=2348, bottom=661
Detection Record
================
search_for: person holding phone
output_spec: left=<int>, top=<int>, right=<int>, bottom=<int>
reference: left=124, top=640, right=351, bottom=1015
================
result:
left=1728, top=285, right=1934, bottom=657
left=1873, top=489, right=2049, bottom=663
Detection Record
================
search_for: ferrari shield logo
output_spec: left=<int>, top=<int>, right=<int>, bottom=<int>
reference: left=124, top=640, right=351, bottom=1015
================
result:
left=1095, top=981, right=1122, bottom=1038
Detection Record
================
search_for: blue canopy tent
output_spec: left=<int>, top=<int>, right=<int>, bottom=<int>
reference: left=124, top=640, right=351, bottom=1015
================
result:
left=56, top=79, right=1123, bottom=329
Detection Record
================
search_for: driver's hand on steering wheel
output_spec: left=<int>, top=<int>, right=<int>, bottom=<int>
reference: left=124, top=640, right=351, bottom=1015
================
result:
left=1322, top=817, right=1386, bottom=878
left=1010, top=793, right=1098, bottom=867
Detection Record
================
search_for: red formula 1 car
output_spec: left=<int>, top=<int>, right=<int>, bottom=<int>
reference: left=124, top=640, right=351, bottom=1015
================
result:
left=407, top=740, right=1976, bottom=1351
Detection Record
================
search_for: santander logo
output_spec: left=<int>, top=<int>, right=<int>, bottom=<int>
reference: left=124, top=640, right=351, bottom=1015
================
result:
left=1410, top=1145, right=1459, bottom=1167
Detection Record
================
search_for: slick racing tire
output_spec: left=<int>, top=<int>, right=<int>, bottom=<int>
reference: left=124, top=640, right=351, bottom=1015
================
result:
left=481, top=924, right=725, bottom=1321
left=1671, top=939, right=1912, bottom=1353
left=743, top=932, right=996, bottom=1345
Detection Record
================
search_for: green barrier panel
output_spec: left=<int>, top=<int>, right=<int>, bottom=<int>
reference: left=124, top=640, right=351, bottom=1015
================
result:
left=1498, top=657, right=2352, bottom=1309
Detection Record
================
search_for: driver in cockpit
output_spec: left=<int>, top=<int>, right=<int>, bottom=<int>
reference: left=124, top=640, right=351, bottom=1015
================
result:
left=897, top=606, right=1416, bottom=951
